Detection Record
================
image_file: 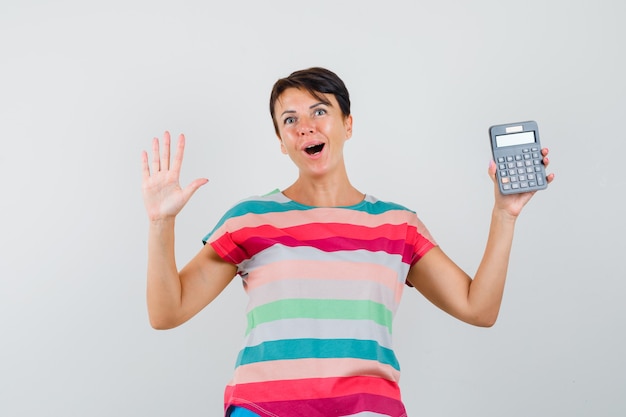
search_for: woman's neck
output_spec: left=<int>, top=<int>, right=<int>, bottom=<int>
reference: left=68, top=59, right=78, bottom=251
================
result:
left=282, top=176, right=364, bottom=207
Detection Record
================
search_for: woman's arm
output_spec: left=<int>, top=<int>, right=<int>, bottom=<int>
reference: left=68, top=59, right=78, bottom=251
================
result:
left=142, top=132, right=237, bottom=329
left=407, top=149, right=555, bottom=326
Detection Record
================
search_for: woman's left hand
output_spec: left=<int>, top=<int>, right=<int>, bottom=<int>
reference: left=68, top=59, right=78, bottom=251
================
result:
left=489, top=147, right=555, bottom=218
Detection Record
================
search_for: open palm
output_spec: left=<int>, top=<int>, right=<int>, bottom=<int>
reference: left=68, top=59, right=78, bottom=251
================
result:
left=141, top=132, right=208, bottom=221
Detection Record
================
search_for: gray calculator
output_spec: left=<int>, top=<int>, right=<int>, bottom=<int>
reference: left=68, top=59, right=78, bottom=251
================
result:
left=489, top=120, right=547, bottom=195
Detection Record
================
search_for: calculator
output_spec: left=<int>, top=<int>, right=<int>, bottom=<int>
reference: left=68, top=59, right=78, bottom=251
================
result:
left=489, top=120, right=547, bottom=195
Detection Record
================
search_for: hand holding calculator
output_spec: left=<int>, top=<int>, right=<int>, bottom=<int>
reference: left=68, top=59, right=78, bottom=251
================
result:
left=489, top=121, right=547, bottom=195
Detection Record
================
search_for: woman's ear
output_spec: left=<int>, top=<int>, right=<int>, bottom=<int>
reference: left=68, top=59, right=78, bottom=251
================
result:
left=345, top=114, right=353, bottom=139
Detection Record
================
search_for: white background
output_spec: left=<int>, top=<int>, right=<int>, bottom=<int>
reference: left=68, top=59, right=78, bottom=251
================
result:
left=1, top=1, right=625, bottom=416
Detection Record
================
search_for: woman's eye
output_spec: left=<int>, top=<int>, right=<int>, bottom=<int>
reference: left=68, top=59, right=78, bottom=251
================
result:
left=284, top=117, right=296, bottom=125
left=314, top=109, right=326, bottom=116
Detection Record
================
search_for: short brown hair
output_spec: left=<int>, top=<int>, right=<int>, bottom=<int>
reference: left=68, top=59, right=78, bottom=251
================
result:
left=269, top=67, right=351, bottom=135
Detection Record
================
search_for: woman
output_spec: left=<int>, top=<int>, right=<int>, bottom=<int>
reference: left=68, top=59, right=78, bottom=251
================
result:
left=141, top=67, right=554, bottom=417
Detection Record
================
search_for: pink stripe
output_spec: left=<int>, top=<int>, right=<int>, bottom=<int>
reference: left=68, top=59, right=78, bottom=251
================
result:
left=225, top=375, right=401, bottom=404
left=245, top=260, right=403, bottom=304
left=221, top=208, right=423, bottom=231
left=231, top=358, right=401, bottom=384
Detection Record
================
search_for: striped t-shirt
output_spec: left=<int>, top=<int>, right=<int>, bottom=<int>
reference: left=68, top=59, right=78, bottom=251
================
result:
left=203, top=191, right=436, bottom=417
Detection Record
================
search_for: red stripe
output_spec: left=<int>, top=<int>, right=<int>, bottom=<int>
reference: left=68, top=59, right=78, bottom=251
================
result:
left=245, top=235, right=411, bottom=259
left=233, top=223, right=412, bottom=242
left=230, top=392, right=406, bottom=417
left=211, top=222, right=435, bottom=266
left=210, top=237, right=249, bottom=265
left=225, top=375, right=401, bottom=404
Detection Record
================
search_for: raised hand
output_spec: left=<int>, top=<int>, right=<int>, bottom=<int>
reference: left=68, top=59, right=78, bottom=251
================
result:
left=141, top=132, right=208, bottom=222
left=489, top=147, right=555, bottom=218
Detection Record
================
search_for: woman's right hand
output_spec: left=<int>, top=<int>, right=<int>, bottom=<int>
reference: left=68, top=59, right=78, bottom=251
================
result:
left=141, top=131, right=208, bottom=222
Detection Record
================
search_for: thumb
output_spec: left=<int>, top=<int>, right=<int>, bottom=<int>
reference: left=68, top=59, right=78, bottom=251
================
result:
left=182, top=178, right=209, bottom=201
left=487, top=160, right=498, bottom=183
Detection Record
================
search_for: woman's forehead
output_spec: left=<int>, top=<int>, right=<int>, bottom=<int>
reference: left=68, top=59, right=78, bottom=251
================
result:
left=275, top=88, right=336, bottom=110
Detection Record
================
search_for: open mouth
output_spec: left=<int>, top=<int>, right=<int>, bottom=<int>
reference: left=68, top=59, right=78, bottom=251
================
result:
left=305, top=144, right=324, bottom=155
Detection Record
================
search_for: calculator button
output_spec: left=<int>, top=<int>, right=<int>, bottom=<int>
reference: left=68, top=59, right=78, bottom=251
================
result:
left=495, top=143, right=545, bottom=192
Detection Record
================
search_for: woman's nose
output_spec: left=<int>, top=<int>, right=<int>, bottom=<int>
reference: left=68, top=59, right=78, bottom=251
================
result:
left=297, top=118, right=315, bottom=135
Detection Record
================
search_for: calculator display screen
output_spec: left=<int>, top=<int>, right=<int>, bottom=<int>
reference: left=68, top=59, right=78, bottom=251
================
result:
left=495, top=131, right=536, bottom=147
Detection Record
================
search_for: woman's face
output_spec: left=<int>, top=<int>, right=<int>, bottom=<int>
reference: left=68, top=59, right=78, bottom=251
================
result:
left=273, top=88, right=353, bottom=177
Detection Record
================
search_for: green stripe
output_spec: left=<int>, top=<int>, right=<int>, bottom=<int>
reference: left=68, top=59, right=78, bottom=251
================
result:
left=246, top=299, right=392, bottom=335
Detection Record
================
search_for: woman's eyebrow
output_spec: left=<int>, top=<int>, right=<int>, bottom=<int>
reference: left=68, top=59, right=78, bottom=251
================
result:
left=310, top=101, right=331, bottom=109
left=280, top=102, right=331, bottom=117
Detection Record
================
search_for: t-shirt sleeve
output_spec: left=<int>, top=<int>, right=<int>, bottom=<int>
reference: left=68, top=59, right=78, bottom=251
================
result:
left=405, top=213, right=437, bottom=287
left=409, top=214, right=437, bottom=266
left=202, top=205, right=248, bottom=265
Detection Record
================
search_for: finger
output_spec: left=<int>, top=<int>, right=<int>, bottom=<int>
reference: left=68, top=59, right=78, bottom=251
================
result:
left=141, top=150, right=150, bottom=181
left=151, top=137, right=160, bottom=173
left=161, top=131, right=171, bottom=171
left=487, top=160, right=497, bottom=182
left=171, top=133, right=186, bottom=174
left=182, top=178, right=209, bottom=202
left=546, top=172, right=555, bottom=184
